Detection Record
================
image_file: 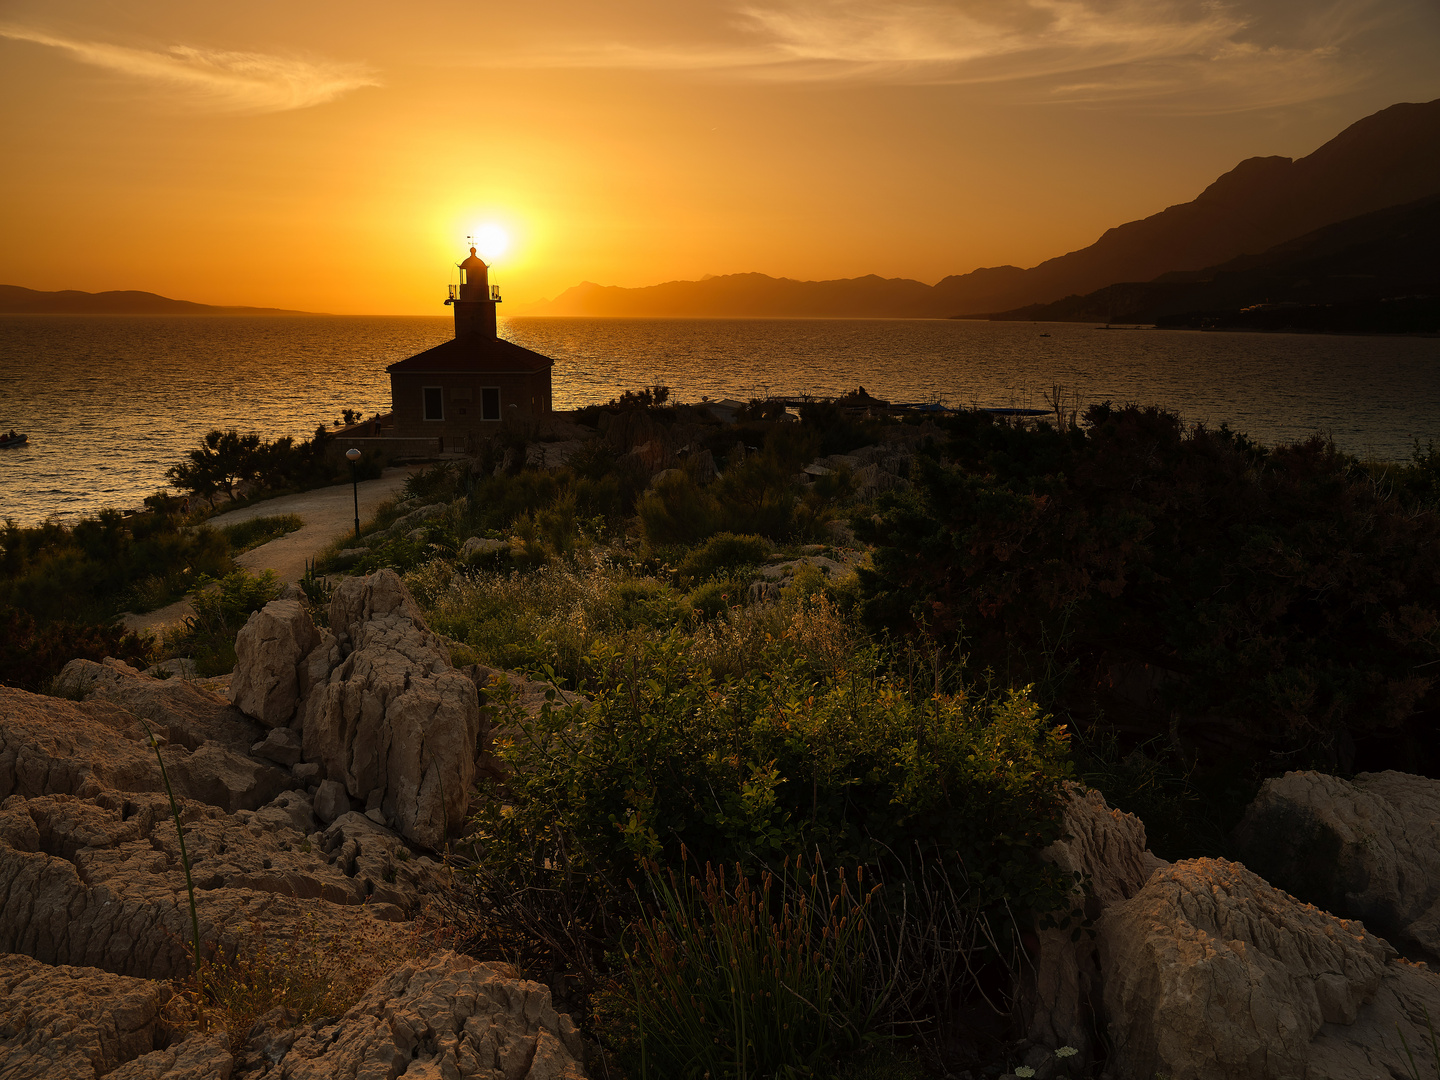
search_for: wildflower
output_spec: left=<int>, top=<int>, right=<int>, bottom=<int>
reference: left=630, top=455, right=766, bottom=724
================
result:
left=1056, top=1046, right=1079, bottom=1058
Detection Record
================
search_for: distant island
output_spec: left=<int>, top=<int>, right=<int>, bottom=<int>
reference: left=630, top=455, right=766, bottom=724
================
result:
left=0, top=284, right=317, bottom=316
left=521, top=97, right=1440, bottom=327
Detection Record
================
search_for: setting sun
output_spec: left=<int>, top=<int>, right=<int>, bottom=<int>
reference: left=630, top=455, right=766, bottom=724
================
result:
left=471, top=225, right=510, bottom=263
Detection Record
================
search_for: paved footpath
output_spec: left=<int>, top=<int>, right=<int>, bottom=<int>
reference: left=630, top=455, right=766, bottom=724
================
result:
left=122, top=467, right=415, bottom=635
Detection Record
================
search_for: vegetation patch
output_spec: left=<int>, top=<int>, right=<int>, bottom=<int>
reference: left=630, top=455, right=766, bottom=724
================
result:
left=218, top=513, right=305, bottom=554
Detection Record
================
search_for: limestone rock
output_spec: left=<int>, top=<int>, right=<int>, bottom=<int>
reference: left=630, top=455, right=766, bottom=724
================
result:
left=1234, top=769, right=1440, bottom=963
left=0, top=788, right=424, bottom=980
left=1096, top=857, right=1397, bottom=1080
left=230, top=600, right=321, bottom=728
left=106, top=1035, right=234, bottom=1080
left=1020, top=786, right=1166, bottom=1066
left=313, top=779, right=350, bottom=825
left=302, top=571, right=480, bottom=849
left=0, top=952, right=181, bottom=1079
left=0, top=685, right=162, bottom=800
left=163, top=741, right=296, bottom=814
left=268, top=950, right=585, bottom=1079
left=251, top=727, right=302, bottom=768
left=55, top=659, right=263, bottom=752
left=461, top=535, right=511, bottom=558
left=758, top=555, right=844, bottom=581
left=321, top=812, right=448, bottom=911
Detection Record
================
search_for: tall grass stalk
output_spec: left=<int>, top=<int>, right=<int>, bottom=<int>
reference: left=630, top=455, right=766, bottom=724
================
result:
left=138, top=718, right=204, bottom=999
left=1397, top=1007, right=1440, bottom=1080
left=625, top=851, right=883, bottom=1080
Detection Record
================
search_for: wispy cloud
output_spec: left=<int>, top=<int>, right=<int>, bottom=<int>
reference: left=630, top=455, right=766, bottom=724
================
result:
left=0, top=25, right=379, bottom=113
left=514, top=0, right=1384, bottom=110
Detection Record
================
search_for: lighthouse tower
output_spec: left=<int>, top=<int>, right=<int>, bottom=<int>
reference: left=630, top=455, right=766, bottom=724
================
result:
left=448, top=246, right=500, bottom=341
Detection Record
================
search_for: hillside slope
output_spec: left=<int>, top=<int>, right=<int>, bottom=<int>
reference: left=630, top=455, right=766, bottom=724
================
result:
left=528, top=98, right=1440, bottom=319
left=988, top=195, right=1440, bottom=333
left=0, top=285, right=312, bottom=315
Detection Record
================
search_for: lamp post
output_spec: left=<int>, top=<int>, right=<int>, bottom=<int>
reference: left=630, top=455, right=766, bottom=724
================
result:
left=345, top=448, right=362, bottom=538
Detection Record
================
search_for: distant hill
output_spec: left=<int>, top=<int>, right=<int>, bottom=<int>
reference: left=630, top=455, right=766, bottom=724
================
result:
left=987, top=194, right=1440, bottom=333
left=526, top=98, right=1440, bottom=319
left=527, top=272, right=943, bottom=318
left=0, top=285, right=314, bottom=315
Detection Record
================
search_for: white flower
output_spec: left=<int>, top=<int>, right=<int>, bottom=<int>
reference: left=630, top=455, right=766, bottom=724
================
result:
left=1015, top=1068, right=1036, bottom=1078
left=1056, top=1046, right=1079, bottom=1058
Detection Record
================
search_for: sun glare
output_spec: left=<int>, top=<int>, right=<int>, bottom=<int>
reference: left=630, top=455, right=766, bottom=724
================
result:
left=472, top=224, right=510, bottom=262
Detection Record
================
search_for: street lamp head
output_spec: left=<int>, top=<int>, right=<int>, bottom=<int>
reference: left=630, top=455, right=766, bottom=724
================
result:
left=345, top=448, right=362, bottom=462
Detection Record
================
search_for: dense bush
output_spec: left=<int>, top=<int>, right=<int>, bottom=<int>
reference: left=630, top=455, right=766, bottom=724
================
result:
left=0, top=510, right=232, bottom=624
left=858, top=404, right=1440, bottom=773
left=0, top=605, right=154, bottom=691
left=464, top=632, right=1075, bottom=975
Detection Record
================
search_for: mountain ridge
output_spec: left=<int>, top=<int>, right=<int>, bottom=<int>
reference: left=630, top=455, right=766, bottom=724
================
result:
left=524, top=97, right=1440, bottom=319
left=986, top=194, right=1440, bottom=333
left=0, top=285, right=317, bottom=316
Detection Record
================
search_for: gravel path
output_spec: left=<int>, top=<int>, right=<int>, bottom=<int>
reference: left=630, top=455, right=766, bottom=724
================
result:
left=122, top=467, right=416, bottom=635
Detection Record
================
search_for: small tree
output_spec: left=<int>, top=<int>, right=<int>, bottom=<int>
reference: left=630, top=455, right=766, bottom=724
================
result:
left=166, top=429, right=262, bottom=506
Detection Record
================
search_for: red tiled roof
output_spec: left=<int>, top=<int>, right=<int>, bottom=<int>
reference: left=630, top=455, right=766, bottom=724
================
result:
left=386, top=337, right=554, bottom=375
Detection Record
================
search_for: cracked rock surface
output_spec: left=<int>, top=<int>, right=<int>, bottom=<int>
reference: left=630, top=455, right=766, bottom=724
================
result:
left=1097, top=856, right=1440, bottom=1080
left=300, top=571, right=481, bottom=849
left=248, top=950, right=585, bottom=1080
left=1235, top=769, right=1440, bottom=964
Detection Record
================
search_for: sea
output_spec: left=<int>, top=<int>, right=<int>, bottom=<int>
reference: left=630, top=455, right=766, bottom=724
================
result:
left=1, top=313, right=1438, bottom=527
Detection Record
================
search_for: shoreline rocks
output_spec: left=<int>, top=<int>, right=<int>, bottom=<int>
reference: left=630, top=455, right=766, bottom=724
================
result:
left=0, top=567, right=591, bottom=1078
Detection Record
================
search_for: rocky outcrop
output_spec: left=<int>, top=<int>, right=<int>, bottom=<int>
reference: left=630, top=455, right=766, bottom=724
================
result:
left=1095, top=856, right=1440, bottom=1080
left=230, top=600, right=321, bottom=728
left=0, top=948, right=587, bottom=1080
left=0, top=952, right=190, bottom=1080
left=301, top=571, right=481, bottom=849
left=107, top=1035, right=235, bottom=1080
left=1, top=685, right=165, bottom=800
left=0, top=788, right=424, bottom=980
left=461, top=536, right=511, bottom=559
left=1234, top=769, right=1440, bottom=963
left=1019, top=787, right=1167, bottom=1068
left=256, top=951, right=584, bottom=1080
left=57, top=658, right=263, bottom=752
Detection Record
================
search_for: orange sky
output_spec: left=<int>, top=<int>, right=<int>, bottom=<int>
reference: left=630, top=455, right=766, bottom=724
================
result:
left=2, top=0, right=1438, bottom=314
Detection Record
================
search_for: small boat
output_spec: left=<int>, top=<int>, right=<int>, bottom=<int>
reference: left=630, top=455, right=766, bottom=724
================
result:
left=0, top=433, right=26, bottom=448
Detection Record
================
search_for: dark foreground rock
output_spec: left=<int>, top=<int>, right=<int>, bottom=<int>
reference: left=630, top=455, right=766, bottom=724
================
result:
left=1235, top=769, right=1440, bottom=964
left=1019, top=785, right=1440, bottom=1080
left=242, top=950, right=584, bottom=1079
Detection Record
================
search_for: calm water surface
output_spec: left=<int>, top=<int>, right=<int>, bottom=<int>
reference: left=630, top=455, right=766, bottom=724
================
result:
left=1, top=313, right=1437, bottom=525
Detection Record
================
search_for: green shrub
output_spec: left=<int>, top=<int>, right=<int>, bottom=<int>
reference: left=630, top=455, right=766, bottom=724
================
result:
left=637, top=472, right=717, bottom=546
left=218, top=514, right=304, bottom=554
left=166, top=569, right=283, bottom=676
left=465, top=634, right=1075, bottom=974
left=684, top=579, right=741, bottom=620
left=1, top=511, right=231, bottom=624
left=859, top=404, right=1440, bottom=773
left=676, top=532, right=772, bottom=584
left=0, top=605, right=154, bottom=691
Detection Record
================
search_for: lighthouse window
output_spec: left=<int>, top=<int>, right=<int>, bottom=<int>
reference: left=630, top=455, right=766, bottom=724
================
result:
left=481, top=387, right=500, bottom=421
left=423, top=387, right=444, bottom=421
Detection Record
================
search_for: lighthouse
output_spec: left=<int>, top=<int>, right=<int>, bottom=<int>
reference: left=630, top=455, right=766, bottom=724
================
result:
left=447, top=246, right=501, bottom=341
left=384, top=243, right=554, bottom=450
